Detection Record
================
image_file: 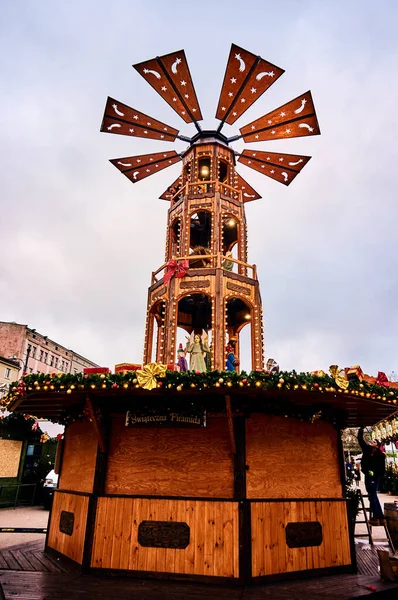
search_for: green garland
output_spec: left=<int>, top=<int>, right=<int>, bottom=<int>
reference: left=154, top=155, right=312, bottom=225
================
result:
left=4, top=369, right=398, bottom=408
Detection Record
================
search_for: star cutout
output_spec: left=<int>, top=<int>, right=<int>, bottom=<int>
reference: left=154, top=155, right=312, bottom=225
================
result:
left=269, top=71, right=275, bottom=77
left=241, top=98, right=246, bottom=103
left=280, top=112, right=286, bottom=117
left=184, top=94, right=189, bottom=99
left=307, top=126, right=314, bottom=132
left=136, top=159, right=141, bottom=163
left=228, top=92, right=233, bottom=98
left=266, top=157, right=270, bottom=161
left=161, top=86, right=167, bottom=91
left=180, top=80, right=187, bottom=86
left=231, top=77, right=237, bottom=84
left=146, top=168, right=150, bottom=172
left=255, top=135, right=259, bottom=139
left=285, top=128, right=291, bottom=133
left=279, top=158, right=284, bottom=162
left=164, top=127, right=168, bottom=131
left=248, top=161, right=251, bottom=164
left=155, top=164, right=159, bottom=167
left=149, top=158, right=153, bottom=161
left=250, top=87, right=257, bottom=94
left=252, top=153, right=256, bottom=156
left=221, top=106, right=226, bottom=111
left=270, top=170, right=275, bottom=174
left=271, top=130, right=276, bottom=135
left=181, top=111, right=186, bottom=115
left=268, top=120, right=272, bottom=124
left=175, top=58, right=182, bottom=65
left=232, top=111, right=237, bottom=116
left=160, top=135, right=164, bottom=139
left=144, top=130, right=148, bottom=134
left=147, top=122, right=151, bottom=126
left=261, top=165, right=265, bottom=169
left=163, top=154, right=167, bottom=157
left=129, top=128, right=134, bottom=133
left=192, top=108, right=197, bottom=112
left=133, top=115, right=139, bottom=120
left=251, top=125, right=255, bottom=130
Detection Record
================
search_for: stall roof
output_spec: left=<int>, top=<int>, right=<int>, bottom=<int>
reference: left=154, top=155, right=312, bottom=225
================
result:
left=8, top=387, right=397, bottom=428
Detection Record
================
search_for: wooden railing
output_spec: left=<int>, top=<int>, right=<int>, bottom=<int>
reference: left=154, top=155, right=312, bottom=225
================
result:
left=169, top=181, right=242, bottom=206
left=151, top=253, right=257, bottom=285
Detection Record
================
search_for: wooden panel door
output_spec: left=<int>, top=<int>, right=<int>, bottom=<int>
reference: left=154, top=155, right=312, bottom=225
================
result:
left=91, top=497, right=239, bottom=578
left=251, top=500, right=352, bottom=577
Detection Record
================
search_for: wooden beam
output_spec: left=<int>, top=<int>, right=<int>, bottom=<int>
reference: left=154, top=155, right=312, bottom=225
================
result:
left=85, top=395, right=106, bottom=453
left=225, top=394, right=236, bottom=455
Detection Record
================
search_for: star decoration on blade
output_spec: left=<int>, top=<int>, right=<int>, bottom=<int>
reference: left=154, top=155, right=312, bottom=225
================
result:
left=101, top=44, right=321, bottom=194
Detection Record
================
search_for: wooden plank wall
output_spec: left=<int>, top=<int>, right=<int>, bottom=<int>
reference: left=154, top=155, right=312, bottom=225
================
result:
left=47, top=491, right=89, bottom=564
left=58, top=420, right=98, bottom=494
left=251, top=500, right=351, bottom=577
left=90, top=497, right=239, bottom=577
left=105, top=415, right=234, bottom=497
left=246, top=414, right=342, bottom=498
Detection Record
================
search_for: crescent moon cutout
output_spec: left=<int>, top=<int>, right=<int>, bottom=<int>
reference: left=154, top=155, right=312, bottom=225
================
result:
left=281, top=172, right=289, bottom=182
left=294, top=99, right=307, bottom=114
left=243, top=193, right=256, bottom=198
left=288, top=159, right=303, bottom=166
left=235, top=53, right=246, bottom=72
left=117, top=162, right=132, bottom=167
left=133, top=171, right=140, bottom=180
left=255, top=72, right=272, bottom=81
left=107, top=123, right=121, bottom=130
left=112, top=104, right=125, bottom=117
left=143, top=68, right=161, bottom=79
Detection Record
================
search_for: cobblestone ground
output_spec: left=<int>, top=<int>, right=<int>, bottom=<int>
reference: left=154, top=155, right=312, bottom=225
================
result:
left=0, top=506, right=49, bottom=549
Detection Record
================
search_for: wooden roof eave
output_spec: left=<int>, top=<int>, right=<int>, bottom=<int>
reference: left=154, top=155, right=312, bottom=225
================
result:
left=7, top=388, right=398, bottom=428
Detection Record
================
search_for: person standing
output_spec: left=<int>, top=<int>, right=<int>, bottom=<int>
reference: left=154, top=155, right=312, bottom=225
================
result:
left=358, top=427, right=386, bottom=526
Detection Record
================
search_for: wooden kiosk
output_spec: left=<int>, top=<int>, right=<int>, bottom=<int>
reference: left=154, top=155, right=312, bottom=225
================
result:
left=7, top=45, right=398, bottom=584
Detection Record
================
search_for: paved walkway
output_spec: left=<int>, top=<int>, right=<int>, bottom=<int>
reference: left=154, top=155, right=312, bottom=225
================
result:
left=0, top=507, right=49, bottom=549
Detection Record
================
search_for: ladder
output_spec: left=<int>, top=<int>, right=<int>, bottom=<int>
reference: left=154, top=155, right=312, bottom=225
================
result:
left=354, top=490, right=395, bottom=552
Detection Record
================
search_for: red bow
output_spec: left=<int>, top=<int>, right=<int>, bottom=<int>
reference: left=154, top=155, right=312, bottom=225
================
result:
left=164, top=259, right=189, bottom=284
left=376, top=371, right=389, bottom=387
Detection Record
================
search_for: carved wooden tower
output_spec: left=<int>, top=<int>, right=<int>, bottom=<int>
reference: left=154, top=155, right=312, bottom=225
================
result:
left=101, top=45, right=320, bottom=370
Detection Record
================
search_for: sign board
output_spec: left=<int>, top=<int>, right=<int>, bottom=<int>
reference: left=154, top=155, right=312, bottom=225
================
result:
left=126, top=408, right=206, bottom=427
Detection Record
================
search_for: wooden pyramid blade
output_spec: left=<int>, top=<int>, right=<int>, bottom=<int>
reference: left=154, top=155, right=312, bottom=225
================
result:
left=240, top=91, right=320, bottom=142
left=159, top=176, right=182, bottom=200
left=133, top=50, right=202, bottom=124
left=235, top=173, right=261, bottom=202
left=238, top=150, right=311, bottom=186
left=216, top=44, right=284, bottom=126
left=101, top=97, right=179, bottom=142
left=109, top=150, right=181, bottom=184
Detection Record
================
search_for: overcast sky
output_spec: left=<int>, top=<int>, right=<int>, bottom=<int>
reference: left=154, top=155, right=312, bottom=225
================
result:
left=1, top=0, right=398, bottom=376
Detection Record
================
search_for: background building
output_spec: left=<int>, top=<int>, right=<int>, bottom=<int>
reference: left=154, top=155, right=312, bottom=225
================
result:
left=0, top=321, right=99, bottom=377
left=0, top=355, right=20, bottom=400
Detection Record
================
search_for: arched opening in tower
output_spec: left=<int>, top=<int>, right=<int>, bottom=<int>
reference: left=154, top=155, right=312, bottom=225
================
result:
left=222, top=215, right=239, bottom=272
left=169, top=218, right=181, bottom=258
left=175, top=294, right=213, bottom=371
left=225, top=297, right=252, bottom=371
left=189, top=211, right=212, bottom=268
left=218, top=159, right=228, bottom=183
left=148, top=300, right=166, bottom=363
